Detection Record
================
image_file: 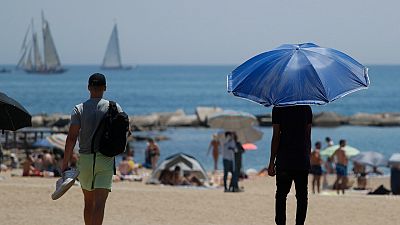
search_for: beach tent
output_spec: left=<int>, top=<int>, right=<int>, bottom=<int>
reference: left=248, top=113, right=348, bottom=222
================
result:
left=147, top=153, right=209, bottom=184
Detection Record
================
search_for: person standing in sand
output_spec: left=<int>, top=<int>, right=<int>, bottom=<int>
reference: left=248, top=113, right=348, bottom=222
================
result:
left=310, top=141, right=323, bottom=194
left=222, top=131, right=235, bottom=192
left=267, top=105, right=312, bottom=225
left=207, top=134, right=220, bottom=172
left=332, top=139, right=349, bottom=194
left=146, top=138, right=160, bottom=169
left=62, top=73, right=123, bottom=225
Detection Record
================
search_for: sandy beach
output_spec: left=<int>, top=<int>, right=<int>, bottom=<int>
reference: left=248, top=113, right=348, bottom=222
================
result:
left=0, top=171, right=399, bottom=225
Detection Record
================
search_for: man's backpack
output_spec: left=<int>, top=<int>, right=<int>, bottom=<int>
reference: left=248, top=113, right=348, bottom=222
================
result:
left=92, top=101, right=130, bottom=157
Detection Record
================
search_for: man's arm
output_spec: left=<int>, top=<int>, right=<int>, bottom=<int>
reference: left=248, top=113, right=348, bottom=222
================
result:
left=62, top=124, right=80, bottom=172
left=268, top=124, right=280, bottom=176
left=306, top=124, right=312, bottom=155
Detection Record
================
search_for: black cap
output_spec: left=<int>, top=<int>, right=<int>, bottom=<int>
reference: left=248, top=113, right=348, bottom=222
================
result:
left=88, top=73, right=106, bottom=86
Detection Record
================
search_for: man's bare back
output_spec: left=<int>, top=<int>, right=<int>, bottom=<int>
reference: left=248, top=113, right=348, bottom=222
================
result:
left=334, top=148, right=348, bottom=165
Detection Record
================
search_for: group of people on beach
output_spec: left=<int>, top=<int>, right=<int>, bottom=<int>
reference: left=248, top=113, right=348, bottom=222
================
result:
left=310, top=138, right=350, bottom=194
left=207, top=131, right=245, bottom=192
left=310, top=137, right=384, bottom=195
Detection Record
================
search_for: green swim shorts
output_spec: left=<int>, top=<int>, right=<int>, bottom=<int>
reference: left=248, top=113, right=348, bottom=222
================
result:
left=78, top=153, right=114, bottom=191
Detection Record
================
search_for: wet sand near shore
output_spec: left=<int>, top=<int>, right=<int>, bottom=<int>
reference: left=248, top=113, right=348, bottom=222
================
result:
left=0, top=172, right=399, bottom=225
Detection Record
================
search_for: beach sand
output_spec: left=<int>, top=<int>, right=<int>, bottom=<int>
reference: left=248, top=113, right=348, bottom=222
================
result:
left=0, top=171, right=399, bottom=225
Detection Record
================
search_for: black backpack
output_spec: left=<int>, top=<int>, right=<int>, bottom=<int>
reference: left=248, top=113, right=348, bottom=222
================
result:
left=92, top=101, right=130, bottom=157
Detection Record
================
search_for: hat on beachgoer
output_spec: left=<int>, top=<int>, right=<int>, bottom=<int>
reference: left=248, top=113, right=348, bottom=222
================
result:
left=88, top=73, right=106, bottom=86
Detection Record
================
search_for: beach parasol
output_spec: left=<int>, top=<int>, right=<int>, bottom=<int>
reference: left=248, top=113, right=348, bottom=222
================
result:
left=0, top=92, right=32, bottom=132
left=242, top=143, right=257, bottom=151
left=320, top=144, right=360, bottom=157
left=207, top=110, right=257, bottom=130
left=45, top=133, right=79, bottom=151
left=227, top=43, right=369, bottom=107
left=351, top=151, right=387, bottom=167
left=216, top=126, right=263, bottom=144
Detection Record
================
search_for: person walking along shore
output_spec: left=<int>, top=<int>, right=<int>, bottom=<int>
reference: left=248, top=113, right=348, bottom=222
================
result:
left=62, top=73, right=123, bottom=225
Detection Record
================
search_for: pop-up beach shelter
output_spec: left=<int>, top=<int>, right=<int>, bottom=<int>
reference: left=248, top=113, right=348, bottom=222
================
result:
left=147, top=153, right=209, bottom=184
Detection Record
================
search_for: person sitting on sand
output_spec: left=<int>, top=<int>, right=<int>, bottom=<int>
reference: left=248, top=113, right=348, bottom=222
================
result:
left=42, top=150, right=55, bottom=172
left=333, top=139, right=349, bottom=194
left=118, top=156, right=135, bottom=176
left=310, top=141, right=323, bottom=194
left=22, top=153, right=42, bottom=177
left=9, top=153, right=19, bottom=169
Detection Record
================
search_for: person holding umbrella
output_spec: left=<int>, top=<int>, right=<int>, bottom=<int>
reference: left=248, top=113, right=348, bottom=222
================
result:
left=227, top=43, right=369, bottom=225
left=268, top=105, right=312, bottom=225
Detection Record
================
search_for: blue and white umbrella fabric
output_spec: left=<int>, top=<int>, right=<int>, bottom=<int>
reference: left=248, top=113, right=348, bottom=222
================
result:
left=227, top=43, right=370, bottom=107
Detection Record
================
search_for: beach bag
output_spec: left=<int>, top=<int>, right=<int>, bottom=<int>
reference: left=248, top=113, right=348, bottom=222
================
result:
left=92, top=101, right=130, bottom=157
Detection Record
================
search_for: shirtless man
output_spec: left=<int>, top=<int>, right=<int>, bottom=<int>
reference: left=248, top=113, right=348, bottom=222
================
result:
left=333, top=139, right=349, bottom=194
left=310, top=142, right=323, bottom=194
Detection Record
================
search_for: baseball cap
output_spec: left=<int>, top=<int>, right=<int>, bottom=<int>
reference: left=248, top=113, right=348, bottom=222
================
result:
left=88, top=73, right=106, bottom=86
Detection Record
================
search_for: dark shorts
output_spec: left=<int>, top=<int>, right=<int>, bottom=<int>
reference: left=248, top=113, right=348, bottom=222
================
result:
left=336, top=164, right=348, bottom=176
left=310, top=165, right=322, bottom=176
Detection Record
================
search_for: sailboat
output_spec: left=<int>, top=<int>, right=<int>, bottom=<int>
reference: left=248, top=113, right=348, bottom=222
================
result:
left=17, top=12, right=66, bottom=74
left=101, top=23, right=132, bottom=70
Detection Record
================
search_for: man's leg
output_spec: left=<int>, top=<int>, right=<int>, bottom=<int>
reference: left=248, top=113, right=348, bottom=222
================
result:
left=294, top=170, right=309, bottom=225
left=93, top=188, right=109, bottom=225
left=275, top=170, right=293, bottom=225
left=82, top=189, right=95, bottom=225
left=223, top=159, right=229, bottom=191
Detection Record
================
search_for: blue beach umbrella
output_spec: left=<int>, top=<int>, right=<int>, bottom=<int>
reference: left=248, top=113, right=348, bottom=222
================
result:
left=227, top=43, right=370, bottom=107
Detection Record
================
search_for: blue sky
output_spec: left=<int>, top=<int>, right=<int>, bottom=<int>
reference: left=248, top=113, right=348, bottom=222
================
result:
left=1, top=0, right=399, bottom=65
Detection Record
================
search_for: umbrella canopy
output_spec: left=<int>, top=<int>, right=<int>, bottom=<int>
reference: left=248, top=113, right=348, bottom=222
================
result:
left=320, top=144, right=360, bottom=157
left=45, top=133, right=79, bottom=151
left=227, top=43, right=370, bottom=107
left=0, top=92, right=32, bottom=131
left=389, top=153, right=400, bottom=167
left=351, top=151, right=388, bottom=167
left=207, top=110, right=257, bottom=130
left=242, top=143, right=257, bottom=151
left=217, top=126, right=263, bottom=144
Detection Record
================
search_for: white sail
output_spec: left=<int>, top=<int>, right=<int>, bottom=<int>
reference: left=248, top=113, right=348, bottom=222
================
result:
left=25, top=46, right=33, bottom=71
left=17, top=24, right=31, bottom=69
left=42, top=14, right=61, bottom=69
left=32, top=32, right=43, bottom=69
left=102, top=24, right=122, bottom=68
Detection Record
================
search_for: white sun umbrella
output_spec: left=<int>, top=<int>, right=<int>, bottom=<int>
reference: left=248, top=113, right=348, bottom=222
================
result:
left=207, top=110, right=258, bottom=130
left=351, top=151, right=388, bottom=167
left=217, top=126, right=263, bottom=144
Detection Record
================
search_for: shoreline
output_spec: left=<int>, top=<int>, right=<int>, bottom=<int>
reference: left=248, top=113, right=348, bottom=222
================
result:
left=27, top=108, right=400, bottom=132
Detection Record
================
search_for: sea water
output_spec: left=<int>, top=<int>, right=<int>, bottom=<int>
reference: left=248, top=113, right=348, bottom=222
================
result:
left=1, top=65, right=400, bottom=171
